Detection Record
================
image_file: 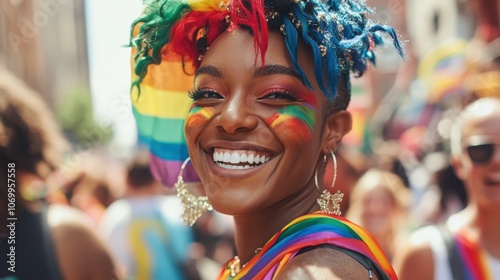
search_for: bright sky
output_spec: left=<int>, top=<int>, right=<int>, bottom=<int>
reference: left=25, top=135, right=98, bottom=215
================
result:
left=85, top=0, right=143, bottom=154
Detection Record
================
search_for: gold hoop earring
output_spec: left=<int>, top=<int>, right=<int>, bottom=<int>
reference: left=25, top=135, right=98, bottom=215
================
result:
left=314, top=149, right=344, bottom=215
left=175, top=157, right=212, bottom=226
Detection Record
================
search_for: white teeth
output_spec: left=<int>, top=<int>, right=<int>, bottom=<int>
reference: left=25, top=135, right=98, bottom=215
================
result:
left=230, top=152, right=240, bottom=163
left=240, top=154, right=248, bottom=162
left=217, top=163, right=255, bottom=170
left=223, top=152, right=231, bottom=162
left=248, top=154, right=254, bottom=164
left=212, top=149, right=271, bottom=167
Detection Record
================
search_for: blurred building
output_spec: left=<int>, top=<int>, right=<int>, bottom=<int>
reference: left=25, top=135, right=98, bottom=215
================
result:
left=0, top=0, right=89, bottom=108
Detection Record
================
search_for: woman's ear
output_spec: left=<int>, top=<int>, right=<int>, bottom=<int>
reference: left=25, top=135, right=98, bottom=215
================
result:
left=321, top=110, right=352, bottom=154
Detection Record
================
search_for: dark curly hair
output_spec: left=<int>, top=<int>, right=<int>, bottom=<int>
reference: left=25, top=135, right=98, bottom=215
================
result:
left=0, top=68, right=67, bottom=179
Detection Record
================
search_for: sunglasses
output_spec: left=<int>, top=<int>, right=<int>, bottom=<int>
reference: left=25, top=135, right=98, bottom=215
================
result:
left=463, top=136, right=500, bottom=164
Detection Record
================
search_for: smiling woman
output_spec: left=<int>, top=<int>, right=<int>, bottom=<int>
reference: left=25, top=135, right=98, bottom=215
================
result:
left=130, top=0, right=403, bottom=279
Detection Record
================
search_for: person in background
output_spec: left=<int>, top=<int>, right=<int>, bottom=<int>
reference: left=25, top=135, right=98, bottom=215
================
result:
left=62, top=169, right=116, bottom=225
left=331, top=146, right=369, bottom=215
left=99, top=151, right=199, bottom=280
left=0, top=67, right=119, bottom=280
left=192, top=210, right=236, bottom=267
left=346, top=169, right=411, bottom=261
left=393, top=97, right=500, bottom=279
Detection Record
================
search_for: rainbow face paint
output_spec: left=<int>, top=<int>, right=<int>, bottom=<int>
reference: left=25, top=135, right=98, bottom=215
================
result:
left=185, top=106, right=215, bottom=128
left=265, top=104, right=316, bottom=142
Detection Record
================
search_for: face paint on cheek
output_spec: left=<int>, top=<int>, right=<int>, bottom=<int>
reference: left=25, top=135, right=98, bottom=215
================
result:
left=185, top=106, right=216, bottom=128
left=265, top=105, right=316, bottom=142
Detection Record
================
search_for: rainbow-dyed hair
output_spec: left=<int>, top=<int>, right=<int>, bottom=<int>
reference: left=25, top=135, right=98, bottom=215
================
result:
left=131, top=0, right=404, bottom=105
left=129, top=0, right=403, bottom=187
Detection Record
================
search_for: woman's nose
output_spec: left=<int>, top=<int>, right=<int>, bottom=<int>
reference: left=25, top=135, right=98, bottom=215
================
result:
left=215, top=94, right=258, bottom=134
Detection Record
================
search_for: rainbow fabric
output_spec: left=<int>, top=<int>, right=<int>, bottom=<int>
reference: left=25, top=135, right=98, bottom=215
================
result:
left=453, top=230, right=493, bottom=280
left=217, top=212, right=397, bottom=279
left=417, top=39, right=468, bottom=104
left=131, top=49, right=199, bottom=187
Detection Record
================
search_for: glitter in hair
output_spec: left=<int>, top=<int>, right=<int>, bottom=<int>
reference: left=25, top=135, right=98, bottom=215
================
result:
left=130, top=0, right=404, bottom=102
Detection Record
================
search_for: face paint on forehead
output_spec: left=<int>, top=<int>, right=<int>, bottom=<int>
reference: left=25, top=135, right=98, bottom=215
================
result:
left=265, top=105, right=316, bottom=142
left=185, top=106, right=216, bottom=128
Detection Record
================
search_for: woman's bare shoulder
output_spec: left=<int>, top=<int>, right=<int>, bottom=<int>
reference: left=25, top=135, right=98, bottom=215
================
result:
left=276, top=247, right=379, bottom=280
left=48, top=204, right=120, bottom=280
left=47, top=204, right=93, bottom=228
left=392, top=227, right=435, bottom=280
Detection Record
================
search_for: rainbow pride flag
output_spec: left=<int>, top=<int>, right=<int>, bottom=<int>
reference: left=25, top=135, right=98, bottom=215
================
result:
left=417, top=39, right=468, bottom=105
left=130, top=49, right=199, bottom=187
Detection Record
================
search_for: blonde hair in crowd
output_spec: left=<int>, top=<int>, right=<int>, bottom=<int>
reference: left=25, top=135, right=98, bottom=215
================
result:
left=349, top=169, right=410, bottom=212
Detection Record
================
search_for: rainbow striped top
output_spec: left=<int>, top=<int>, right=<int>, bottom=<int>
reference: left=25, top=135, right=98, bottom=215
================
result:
left=453, top=229, right=495, bottom=280
left=217, top=212, right=397, bottom=279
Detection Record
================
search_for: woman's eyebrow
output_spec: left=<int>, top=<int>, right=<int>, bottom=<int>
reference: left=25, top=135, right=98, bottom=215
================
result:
left=195, top=65, right=223, bottom=78
left=194, top=64, right=302, bottom=81
left=253, top=65, right=301, bottom=79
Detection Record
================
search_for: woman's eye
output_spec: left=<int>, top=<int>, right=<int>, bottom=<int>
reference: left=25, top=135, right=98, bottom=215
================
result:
left=260, top=91, right=298, bottom=101
left=188, top=89, right=223, bottom=100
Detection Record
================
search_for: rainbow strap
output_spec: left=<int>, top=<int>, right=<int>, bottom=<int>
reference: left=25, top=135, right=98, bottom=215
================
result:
left=131, top=46, right=199, bottom=187
left=454, top=230, right=493, bottom=280
left=217, top=212, right=397, bottom=280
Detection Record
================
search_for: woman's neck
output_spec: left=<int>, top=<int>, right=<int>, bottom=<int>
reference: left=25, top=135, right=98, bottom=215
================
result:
left=232, top=188, right=319, bottom=264
left=460, top=204, right=500, bottom=258
left=476, top=204, right=500, bottom=258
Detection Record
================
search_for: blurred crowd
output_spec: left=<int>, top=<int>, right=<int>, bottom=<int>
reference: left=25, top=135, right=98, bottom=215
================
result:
left=1, top=0, right=500, bottom=279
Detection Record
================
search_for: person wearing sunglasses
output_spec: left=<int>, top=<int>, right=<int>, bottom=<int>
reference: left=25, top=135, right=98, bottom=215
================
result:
left=464, top=135, right=500, bottom=165
left=393, top=97, right=500, bottom=280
